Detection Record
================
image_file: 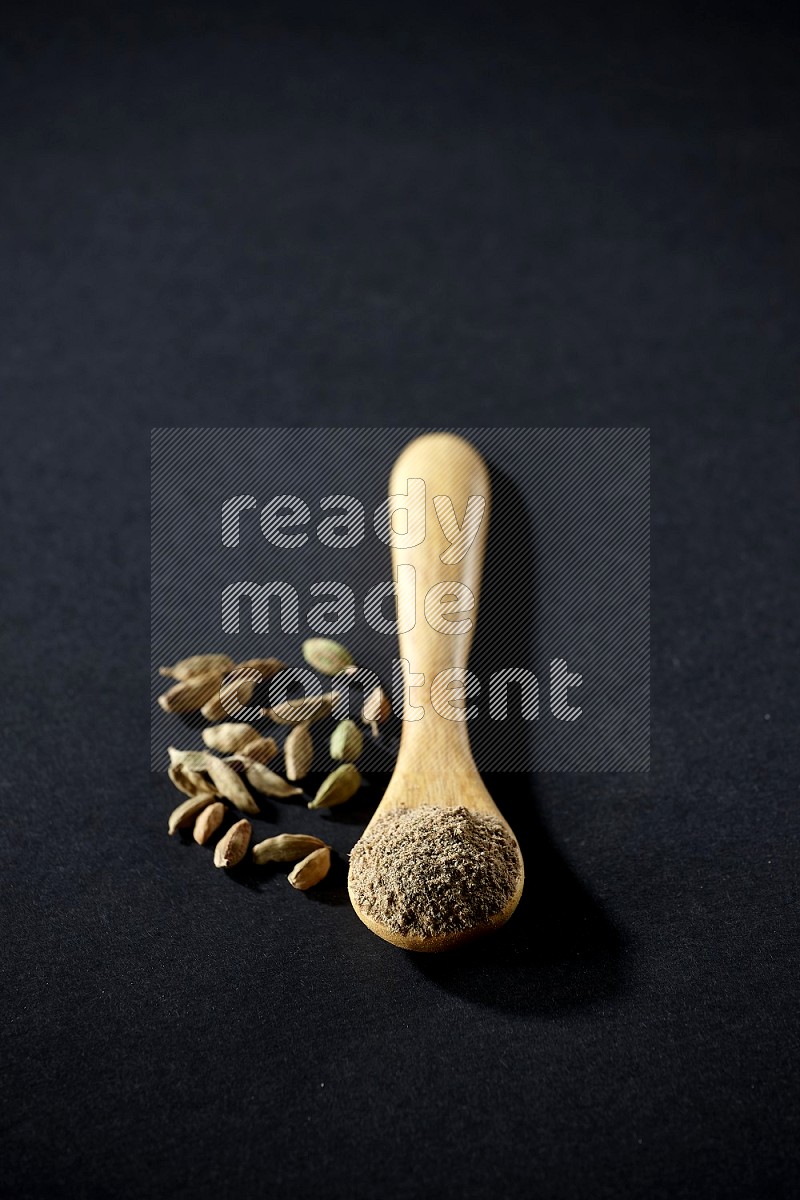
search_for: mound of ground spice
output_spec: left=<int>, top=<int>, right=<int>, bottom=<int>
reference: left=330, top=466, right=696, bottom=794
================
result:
left=348, top=805, right=521, bottom=938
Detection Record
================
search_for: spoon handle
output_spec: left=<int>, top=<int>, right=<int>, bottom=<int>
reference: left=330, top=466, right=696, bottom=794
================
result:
left=389, top=433, right=491, bottom=769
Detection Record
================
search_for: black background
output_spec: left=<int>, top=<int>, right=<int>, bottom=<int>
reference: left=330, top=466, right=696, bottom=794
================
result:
left=2, top=2, right=799, bottom=1198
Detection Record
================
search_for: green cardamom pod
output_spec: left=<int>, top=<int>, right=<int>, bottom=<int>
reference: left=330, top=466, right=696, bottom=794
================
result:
left=302, top=638, right=354, bottom=676
left=308, top=763, right=362, bottom=809
left=252, top=833, right=328, bottom=865
left=168, top=791, right=217, bottom=835
left=224, top=756, right=303, bottom=799
left=159, top=653, right=235, bottom=681
left=284, top=723, right=314, bottom=781
left=329, top=719, right=363, bottom=763
left=214, top=818, right=252, bottom=868
left=202, top=722, right=261, bottom=753
left=193, top=802, right=226, bottom=845
left=203, top=755, right=260, bottom=814
left=263, top=691, right=338, bottom=726
left=157, top=670, right=224, bottom=714
left=288, top=846, right=331, bottom=890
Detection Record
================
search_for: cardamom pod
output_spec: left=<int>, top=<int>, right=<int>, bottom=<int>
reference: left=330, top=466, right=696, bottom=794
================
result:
left=308, top=763, right=361, bottom=809
left=238, top=735, right=278, bottom=764
left=302, top=638, right=354, bottom=676
left=251, top=833, right=328, bottom=865
left=168, top=762, right=214, bottom=798
left=167, top=747, right=215, bottom=773
left=288, top=845, right=331, bottom=890
left=213, top=818, right=252, bottom=868
left=202, top=722, right=261, bottom=754
left=362, top=685, right=390, bottom=737
left=158, top=671, right=224, bottom=714
left=329, top=719, right=363, bottom=763
left=193, top=801, right=226, bottom=845
left=263, top=691, right=339, bottom=726
left=159, top=653, right=235, bottom=681
left=204, top=755, right=260, bottom=814
left=200, top=673, right=257, bottom=721
left=225, top=756, right=303, bottom=799
left=284, top=723, right=313, bottom=781
left=168, top=792, right=217, bottom=835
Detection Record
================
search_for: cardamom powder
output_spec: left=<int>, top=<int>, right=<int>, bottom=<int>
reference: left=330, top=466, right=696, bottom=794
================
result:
left=348, top=805, right=520, bottom=938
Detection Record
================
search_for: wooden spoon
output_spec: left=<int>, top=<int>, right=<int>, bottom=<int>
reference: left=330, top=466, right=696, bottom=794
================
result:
left=348, top=432, right=525, bottom=951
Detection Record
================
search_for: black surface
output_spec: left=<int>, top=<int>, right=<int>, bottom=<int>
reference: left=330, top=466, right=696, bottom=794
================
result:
left=2, top=4, right=799, bottom=1198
